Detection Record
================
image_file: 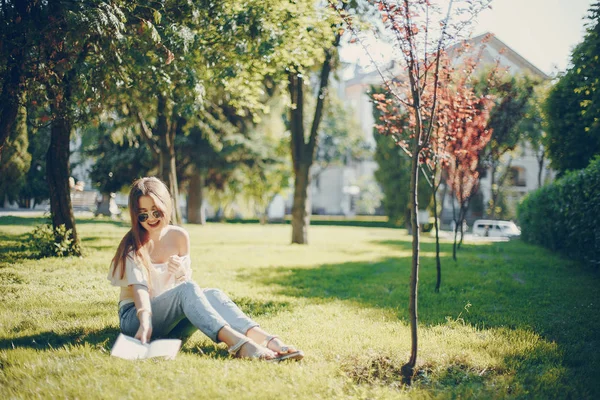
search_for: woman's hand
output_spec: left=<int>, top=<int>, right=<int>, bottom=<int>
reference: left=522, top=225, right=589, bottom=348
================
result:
left=167, top=255, right=186, bottom=279
left=135, top=311, right=153, bottom=344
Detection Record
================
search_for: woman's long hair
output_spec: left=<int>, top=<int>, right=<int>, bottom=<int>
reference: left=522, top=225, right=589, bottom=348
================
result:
left=110, top=177, right=173, bottom=284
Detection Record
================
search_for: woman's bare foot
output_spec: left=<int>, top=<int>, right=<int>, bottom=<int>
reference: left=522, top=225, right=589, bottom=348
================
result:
left=265, top=336, right=298, bottom=355
left=236, top=340, right=277, bottom=360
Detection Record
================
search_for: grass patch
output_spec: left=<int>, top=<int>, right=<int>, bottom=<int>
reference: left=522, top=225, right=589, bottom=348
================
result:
left=0, top=217, right=598, bottom=399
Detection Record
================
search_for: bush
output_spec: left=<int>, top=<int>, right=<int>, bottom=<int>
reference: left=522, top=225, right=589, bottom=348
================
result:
left=29, top=223, right=82, bottom=257
left=211, top=215, right=400, bottom=229
left=517, top=158, right=600, bottom=268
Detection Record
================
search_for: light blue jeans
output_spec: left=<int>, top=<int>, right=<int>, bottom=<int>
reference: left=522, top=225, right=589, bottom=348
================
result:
left=119, top=281, right=258, bottom=343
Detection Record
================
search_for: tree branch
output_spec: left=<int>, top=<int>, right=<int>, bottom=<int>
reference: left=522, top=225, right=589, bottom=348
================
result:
left=307, top=32, right=341, bottom=158
left=134, top=109, right=161, bottom=157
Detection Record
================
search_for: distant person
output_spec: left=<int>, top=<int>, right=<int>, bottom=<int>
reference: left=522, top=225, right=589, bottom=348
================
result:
left=107, top=177, right=303, bottom=361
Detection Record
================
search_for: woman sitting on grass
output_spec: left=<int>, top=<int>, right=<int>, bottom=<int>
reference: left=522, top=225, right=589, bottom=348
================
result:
left=107, top=177, right=303, bottom=362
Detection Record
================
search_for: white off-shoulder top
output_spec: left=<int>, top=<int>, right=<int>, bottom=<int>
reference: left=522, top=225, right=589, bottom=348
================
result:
left=107, top=252, right=192, bottom=307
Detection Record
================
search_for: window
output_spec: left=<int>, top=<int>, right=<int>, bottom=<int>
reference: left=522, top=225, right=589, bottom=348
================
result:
left=508, top=167, right=526, bottom=187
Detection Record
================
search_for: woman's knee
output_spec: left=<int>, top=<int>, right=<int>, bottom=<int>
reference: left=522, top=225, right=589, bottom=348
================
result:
left=203, top=288, right=233, bottom=304
left=178, top=281, right=201, bottom=298
left=203, top=288, right=223, bottom=297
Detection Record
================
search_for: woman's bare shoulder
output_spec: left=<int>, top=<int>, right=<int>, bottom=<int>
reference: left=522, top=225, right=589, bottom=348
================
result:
left=164, top=225, right=190, bottom=242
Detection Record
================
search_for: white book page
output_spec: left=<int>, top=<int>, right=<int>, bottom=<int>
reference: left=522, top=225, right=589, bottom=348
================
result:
left=110, top=334, right=149, bottom=360
left=147, top=339, right=182, bottom=359
left=110, top=334, right=182, bottom=360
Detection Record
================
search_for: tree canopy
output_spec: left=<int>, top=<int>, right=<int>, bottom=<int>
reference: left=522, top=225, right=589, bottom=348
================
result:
left=545, top=3, right=600, bottom=173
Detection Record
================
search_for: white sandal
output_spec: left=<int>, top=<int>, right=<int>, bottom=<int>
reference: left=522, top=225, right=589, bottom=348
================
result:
left=262, top=335, right=288, bottom=353
left=262, top=335, right=304, bottom=362
left=228, top=337, right=275, bottom=360
left=228, top=337, right=251, bottom=357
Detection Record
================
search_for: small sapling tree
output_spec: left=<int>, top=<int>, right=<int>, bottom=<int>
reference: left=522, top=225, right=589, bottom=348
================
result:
left=331, top=0, right=492, bottom=384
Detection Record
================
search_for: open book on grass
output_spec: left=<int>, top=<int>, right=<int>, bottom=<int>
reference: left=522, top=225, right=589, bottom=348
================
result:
left=110, top=333, right=182, bottom=360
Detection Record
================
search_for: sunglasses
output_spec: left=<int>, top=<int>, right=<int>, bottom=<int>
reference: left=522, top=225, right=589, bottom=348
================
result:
left=137, top=210, right=163, bottom=223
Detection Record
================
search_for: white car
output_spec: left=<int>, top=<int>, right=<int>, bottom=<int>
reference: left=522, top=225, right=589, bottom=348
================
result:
left=472, top=219, right=521, bottom=238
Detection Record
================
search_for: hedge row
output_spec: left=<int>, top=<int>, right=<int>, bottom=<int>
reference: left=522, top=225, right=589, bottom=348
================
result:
left=517, top=158, right=600, bottom=268
left=207, top=216, right=399, bottom=229
left=206, top=216, right=439, bottom=231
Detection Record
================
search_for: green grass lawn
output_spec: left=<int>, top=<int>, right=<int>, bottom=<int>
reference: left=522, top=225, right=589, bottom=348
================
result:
left=1, top=216, right=599, bottom=399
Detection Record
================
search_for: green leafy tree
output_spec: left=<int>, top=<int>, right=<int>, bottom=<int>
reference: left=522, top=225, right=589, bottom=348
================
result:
left=545, top=3, right=600, bottom=173
left=473, top=70, right=539, bottom=218
left=117, top=1, right=304, bottom=225
left=284, top=1, right=348, bottom=244
left=0, top=0, right=30, bottom=155
left=7, top=0, right=131, bottom=255
left=86, top=127, right=155, bottom=194
left=240, top=101, right=291, bottom=224
left=177, top=88, right=284, bottom=224
left=315, top=94, right=370, bottom=172
left=517, top=82, right=552, bottom=188
left=17, top=117, right=51, bottom=209
left=0, top=95, right=31, bottom=204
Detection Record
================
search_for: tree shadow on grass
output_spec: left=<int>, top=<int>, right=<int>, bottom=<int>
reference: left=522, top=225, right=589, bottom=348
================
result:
left=0, top=215, right=130, bottom=228
left=0, top=232, right=37, bottom=266
left=249, top=238, right=600, bottom=397
left=1, top=297, right=291, bottom=359
left=75, top=218, right=130, bottom=228
left=250, top=237, right=598, bottom=331
left=80, top=235, right=120, bottom=252
left=0, top=219, right=127, bottom=262
left=0, top=326, right=122, bottom=351
left=0, top=326, right=232, bottom=359
left=250, top=237, right=502, bottom=328
left=0, top=216, right=47, bottom=227
left=373, top=236, right=505, bottom=255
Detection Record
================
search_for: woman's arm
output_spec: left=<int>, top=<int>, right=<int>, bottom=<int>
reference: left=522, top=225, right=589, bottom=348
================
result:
left=178, top=227, right=190, bottom=257
left=168, top=227, right=192, bottom=281
left=132, top=284, right=153, bottom=343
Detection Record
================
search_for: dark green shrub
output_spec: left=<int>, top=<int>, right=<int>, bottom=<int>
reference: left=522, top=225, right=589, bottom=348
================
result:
left=28, top=223, right=82, bottom=257
left=518, top=158, right=600, bottom=268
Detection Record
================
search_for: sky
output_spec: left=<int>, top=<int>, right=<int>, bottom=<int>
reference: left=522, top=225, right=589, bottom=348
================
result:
left=472, top=0, right=595, bottom=75
left=341, top=0, right=595, bottom=77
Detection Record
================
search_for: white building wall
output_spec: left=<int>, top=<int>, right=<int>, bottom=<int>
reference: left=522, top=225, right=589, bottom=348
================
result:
left=331, top=33, right=554, bottom=218
left=310, top=166, right=345, bottom=214
left=479, top=142, right=553, bottom=204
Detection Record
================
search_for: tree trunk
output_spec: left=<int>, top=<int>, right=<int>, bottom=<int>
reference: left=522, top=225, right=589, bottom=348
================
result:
left=489, top=161, right=497, bottom=219
left=537, top=152, right=545, bottom=188
left=155, top=94, right=182, bottom=225
left=187, top=172, right=206, bottom=224
left=287, top=32, right=341, bottom=245
left=490, top=157, right=512, bottom=220
left=260, top=204, right=269, bottom=225
left=401, top=142, right=421, bottom=384
left=156, top=95, right=170, bottom=182
left=46, top=108, right=80, bottom=254
left=433, top=182, right=442, bottom=293
left=291, top=164, right=310, bottom=244
left=439, top=183, right=448, bottom=229
left=457, top=200, right=469, bottom=250
left=402, top=46, right=424, bottom=382
left=166, top=146, right=182, bottom=224
left=95, top=193, right=111, bottom=216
